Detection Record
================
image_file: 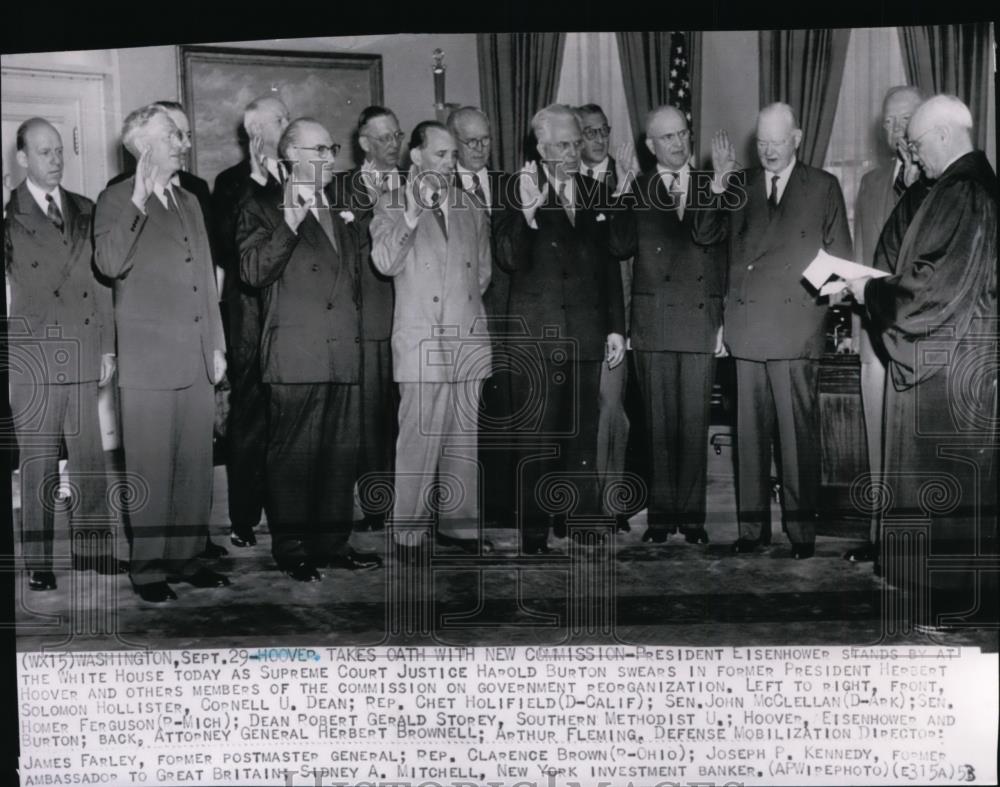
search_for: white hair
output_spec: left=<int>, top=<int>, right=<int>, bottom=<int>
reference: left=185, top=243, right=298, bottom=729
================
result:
left=758, top=101, right=799, bottom=131
left=531, top=104, right=579, bottom=144
left=917, top=94, right=974, bottom=133
left=121, top=104, right=170, bottom=157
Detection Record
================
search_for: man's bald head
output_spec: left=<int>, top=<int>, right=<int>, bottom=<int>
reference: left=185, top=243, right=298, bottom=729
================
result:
left=244, top=95, right=290, bottom=156
left=881, top=86, right=924, bottom=150
left=15, top=117, right=63, bottom=190
left=906, top=94, right=975, bottom=179
left=645, top=106, right=691, bottom=170
left=756, top=102, right=801, bottom=174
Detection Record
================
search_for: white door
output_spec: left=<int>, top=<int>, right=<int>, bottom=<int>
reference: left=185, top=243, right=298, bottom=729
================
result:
left=2, top=67, right=114, bottom=202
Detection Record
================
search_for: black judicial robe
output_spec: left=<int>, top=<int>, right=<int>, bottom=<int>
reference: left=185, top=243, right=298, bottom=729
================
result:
left=864, top=151, right=998, bottom=625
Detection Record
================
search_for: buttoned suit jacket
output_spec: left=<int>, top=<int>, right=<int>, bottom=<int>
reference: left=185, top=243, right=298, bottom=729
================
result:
left=93, top=178, right=224, bottom=390
left=615, top=170, right=728, bottom=353
left=238, top=184, right=363, bottom=385
left=494, top=168, right=627, bottom=361
left=691, top=161, right=852, bottom=361
left=5, top=183, right=112, bottom=383
left=328, top=167, right=397, bottom=342
left=370, top=184, right=491, bottom=384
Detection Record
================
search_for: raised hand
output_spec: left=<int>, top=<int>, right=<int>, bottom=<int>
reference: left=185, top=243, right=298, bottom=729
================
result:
left=131, top=147, right=159, bottom=210
left=403, top=163, right=425, bottom=223
left=248, top=135, right=266, bottom=182
left=711, top=129, right=737, bottom=186
left=518, top=161, right=549, bottom=220
left=282, top=177, right=309, bottom=232
left=614, top=141, right=640, bottom=187
left=896, top=140, right=921, bottom=187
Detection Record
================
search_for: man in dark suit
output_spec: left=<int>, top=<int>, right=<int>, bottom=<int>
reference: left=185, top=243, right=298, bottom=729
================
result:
left=844, top=85, right=923, bottom=565
left=693, top=102, right=852, bottom=559
left=238, top=118, right=382, bottom=581
left=212, top=95, right=290, bottom=548
left=371, top=121, right=493, bottom=559
left=328, top=105, right=402, bottom=533
left=94, top=104, right=229, bottom=602
left=447, top=106, right=517, bottom=529
left=5, top=118, right=120, bottom=591
left=496, top=104, right=628, bottom=554
left=615, top=106, right=728, bottom=545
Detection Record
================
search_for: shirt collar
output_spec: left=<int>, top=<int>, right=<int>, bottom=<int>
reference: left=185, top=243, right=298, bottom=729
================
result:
left=770, top=157, right=797, bottom=185
left=656, top=162, right=690, bottom=178
left=456, top=163, right=488, bottom=184
left=25, top=178, right=61, bottom=215
left=583, top=157, right=610, bottom=177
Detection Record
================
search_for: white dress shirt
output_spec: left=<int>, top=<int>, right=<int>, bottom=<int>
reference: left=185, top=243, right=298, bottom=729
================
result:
left=582, top=157, right=610, bottom=182
left=249, top=156, right=283, bottom=187
left=765, top=157, right=796, bottom=204
left=25, top=178, right=63, bottom=217
left=656, top=162, right=691, bottom=217
left=457, top=163, right=492, bottom=210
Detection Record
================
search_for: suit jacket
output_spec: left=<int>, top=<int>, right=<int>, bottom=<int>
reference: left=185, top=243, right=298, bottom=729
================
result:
left=5, top=183, right=113, bottom=383
left=238, top=184, right=362, bottom=385
left=494, top=168, right=627, bottom=362
left=854, top=161, right=899, bottom=271
left=328, top=167, right=396, bottom=341
left=615, top=170, right=727, bottom=353
left=370, top=184, right=491, bottom=383
left=93, top=178, right=224, bottom=390
left=692, top=161, right=852, bottom=361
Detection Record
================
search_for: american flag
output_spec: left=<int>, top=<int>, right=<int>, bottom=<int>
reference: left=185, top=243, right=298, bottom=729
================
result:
left=667, top=32, right=692, bottom=124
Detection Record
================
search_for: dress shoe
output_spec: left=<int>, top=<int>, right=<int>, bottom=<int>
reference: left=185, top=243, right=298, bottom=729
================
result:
left=615, top=515, right=631, bottom=533
left=230, top=525, right=257, bottom=547
left=169, top=568, right=231, bottom=588
left=326, top=550, right=383, bottom=571
left=522, top=537, right=553, bottom=555
left=436, top=533, right=495, bottom=555
left=283, top=562, right=321, bottom=582
left=683, top=528, right=710, bottom=545
left=731, top=538, right=760, bottom=554
left=134, top=581, right=177, bottom=602
left=791, top=543, right=815, bottom=560
left=843, top=542, right=877, bottom=562
left=28, top=571, right=57, bottom=591
left=642, top=527, right=670, bottom=544
left=199, top=539, right=229, bottom=559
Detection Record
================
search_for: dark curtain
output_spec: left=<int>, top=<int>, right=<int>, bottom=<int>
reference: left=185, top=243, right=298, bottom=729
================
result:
left=898, top=24, right=993, bottom=151
left=759, top=29, right=851, bottom=168
left=616, top=32, right=703, bottom=165
left=477, top=33, right=566, bottom=173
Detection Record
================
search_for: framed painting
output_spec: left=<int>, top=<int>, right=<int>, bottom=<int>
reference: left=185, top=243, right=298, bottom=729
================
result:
left=179, top=45, right=383, bottom=187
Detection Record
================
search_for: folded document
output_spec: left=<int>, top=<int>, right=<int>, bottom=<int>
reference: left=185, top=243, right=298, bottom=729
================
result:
left=802, top=249, right=890, bottom=296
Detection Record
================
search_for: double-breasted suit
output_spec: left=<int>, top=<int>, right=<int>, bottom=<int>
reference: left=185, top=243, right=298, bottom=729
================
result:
left=238, top=184, right=364, bottom=568
left=693, top=161, right=852, bottom=546
left=495, top=169, right=628, bottom=544
left=212, top=159, right=280, bottom=533
left=371, top=184, right=492, bottom=544
left=93, top=178, right=225, bottom=586
left=329, top=167, right=399, bottom=526
left=615, top=169, right=728, bottom=533
left=5, top=183, right=116, bottom=572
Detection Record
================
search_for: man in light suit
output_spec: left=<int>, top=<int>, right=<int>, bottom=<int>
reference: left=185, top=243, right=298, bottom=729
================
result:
left=495, top=104, right=628, bottom=554
left=447, top=106, right=518, bottom=529
left=239, top=118, right=382, bottom=581
left=693, top=102, right=853, bottom=559
left=844, top=85, right=923, bottom=565
left=615, top=106, right=728, bottom=545
left=6, top=118, right=120, bottom=591
left=328, top=105, right=402, bottom=533
left=212, top=95, right=290, bottom=548
left=94, top=104, right=229, bottom=602
left=371, top=121, right=493, bottom=560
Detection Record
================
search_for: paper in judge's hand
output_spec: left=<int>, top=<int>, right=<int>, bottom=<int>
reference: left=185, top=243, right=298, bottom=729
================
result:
left=802, top=249, right=890, bottom=296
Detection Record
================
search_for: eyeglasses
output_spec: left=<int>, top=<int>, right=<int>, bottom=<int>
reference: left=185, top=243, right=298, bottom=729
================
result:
left=546, top=139, right=584, bottom=154
left=458, top=135, right=491, bottom=151
left=295, top=143, right=341, bottom=157
left=366, top=131, right=405, bottom=146
left=652, top=128, right=691, bottom=145
left=755, top=137, right=792, bottom=150
left=905, top=127, right=935, bottom=155
left=581, top=125, right=611, bottom=141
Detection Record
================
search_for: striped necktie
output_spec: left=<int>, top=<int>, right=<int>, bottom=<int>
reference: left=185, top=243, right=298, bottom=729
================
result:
left=45, top=193, right=64, bottom=233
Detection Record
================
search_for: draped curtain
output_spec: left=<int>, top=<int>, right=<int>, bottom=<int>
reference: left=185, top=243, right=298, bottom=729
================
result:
left=476, top=33, right=566, bottom=172
left=898, top=23, right=993, bottom=151
left=616, top=31, right=703, bottom=164
left=759, top=29, right=852, bottom=168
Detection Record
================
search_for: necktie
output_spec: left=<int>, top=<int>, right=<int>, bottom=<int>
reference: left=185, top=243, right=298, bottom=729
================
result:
left=892, top=161, right=907, bottom=198
left=431, top=192, right=448, bottom=239
left=471, top=172, right=487, bottom=207
left=558, top=181, right=575, bottom=226
left=767, top=174, right=780, bottom=213
left=45, top=193, right=64, bottom=233
left=314, top=192, right=339, bottom=254
left=586, top=167, right=595, bottom=179
left=667, top=172, right=685, bottom=219
left=164, top=187, right=179, bottom=213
